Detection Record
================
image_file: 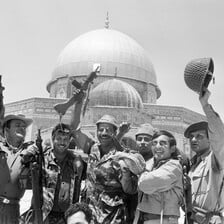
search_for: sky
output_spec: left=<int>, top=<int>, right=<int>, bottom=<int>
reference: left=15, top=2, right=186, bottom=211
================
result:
left=0, top=0, right=224, bottom=119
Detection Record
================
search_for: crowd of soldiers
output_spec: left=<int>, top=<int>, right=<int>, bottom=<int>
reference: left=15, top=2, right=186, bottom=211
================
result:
left=0, top=66, right=223, bottom=224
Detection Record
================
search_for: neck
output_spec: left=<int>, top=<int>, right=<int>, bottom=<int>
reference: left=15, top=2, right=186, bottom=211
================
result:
left=53, top=151, right=67, bottom=162
left=143, top=153, right=153, bottom=162
left=100, top=143, right=114, bottom=157
left=6, top=136, right=23, bottom=148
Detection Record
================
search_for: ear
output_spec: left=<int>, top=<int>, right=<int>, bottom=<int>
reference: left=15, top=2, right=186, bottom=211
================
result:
left=170, top=145, right=176, bottom=154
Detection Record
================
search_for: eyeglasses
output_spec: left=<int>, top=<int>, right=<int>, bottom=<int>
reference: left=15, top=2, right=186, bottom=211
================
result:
left=136, top=136, right=152, bottom=142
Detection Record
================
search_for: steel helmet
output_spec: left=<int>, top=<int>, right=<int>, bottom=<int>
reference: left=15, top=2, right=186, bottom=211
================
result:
left=184, top=57, right=214, bottom=95
left=96, top=114, right=118, bottom=130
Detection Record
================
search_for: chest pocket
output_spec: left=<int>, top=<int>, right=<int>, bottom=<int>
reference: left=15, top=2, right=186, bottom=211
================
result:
left=191, top=162, right=209, bottom=201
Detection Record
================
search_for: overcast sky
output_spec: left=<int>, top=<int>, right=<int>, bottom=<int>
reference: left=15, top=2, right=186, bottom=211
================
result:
left=0, top=0, right=223, bottom=119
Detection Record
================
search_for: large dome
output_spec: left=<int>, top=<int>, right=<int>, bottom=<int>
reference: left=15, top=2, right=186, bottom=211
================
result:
left=89, top=79, right=143, bottom=109
left=49, top=28, right=158, bottom=90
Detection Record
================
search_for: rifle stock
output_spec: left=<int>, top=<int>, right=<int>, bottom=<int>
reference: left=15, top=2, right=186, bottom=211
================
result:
left=54, top=71, right=98, bottom=116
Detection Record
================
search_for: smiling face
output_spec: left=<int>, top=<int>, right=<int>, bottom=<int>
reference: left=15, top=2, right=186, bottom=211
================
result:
left=151, top=135, right=174, bottom=162
left=5, top=119, right=27, bottom=146
left=189, top=129, right=210, bottom=154
left=97, top=123, right=116, bottom=147
left=53, top=131, right=70, bottom=156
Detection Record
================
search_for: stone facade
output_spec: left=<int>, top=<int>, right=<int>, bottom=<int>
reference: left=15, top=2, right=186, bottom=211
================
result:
left=5, top=97, right=205, bottom=158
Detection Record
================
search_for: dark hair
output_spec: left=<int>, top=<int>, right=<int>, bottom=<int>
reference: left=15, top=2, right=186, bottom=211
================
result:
left=152, top=130, right=177, bottom=159
left=51, top=123, right=71, bottom=139
left=152, top=130, right=177, bottom=147
left=65, top=202, right=92, bottom=223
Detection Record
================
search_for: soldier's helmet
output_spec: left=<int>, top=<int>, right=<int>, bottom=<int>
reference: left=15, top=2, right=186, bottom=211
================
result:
left=184, top=57, right=214, bottom=95
left=96, top=114, right=118, bottom=130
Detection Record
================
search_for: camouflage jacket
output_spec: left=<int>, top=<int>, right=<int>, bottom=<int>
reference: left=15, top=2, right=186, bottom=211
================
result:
left=84, top=143, right=141, bottom=224
left=20, top=148, right=82, bottom=224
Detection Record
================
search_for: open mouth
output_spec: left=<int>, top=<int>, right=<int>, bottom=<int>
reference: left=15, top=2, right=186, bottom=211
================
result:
left=16, top=132, right=25, bottom=138
left=100, top=135, right=111, bottom=140
left=155, top=149, right=163, bottom=154
left=58, top=145, right=67, bottom=150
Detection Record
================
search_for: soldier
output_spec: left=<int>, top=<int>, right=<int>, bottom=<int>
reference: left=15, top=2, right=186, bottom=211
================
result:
left=184, top=89, right=224, bottom=224
left=0, top=114, right=35, bottom=224
left=135, top=130, right=184, bottom=224
left=135, top=123, right=154, bottom=162
left=83, top=114, right=145, bottom=224
left=21, top=123, right=83, bottom=224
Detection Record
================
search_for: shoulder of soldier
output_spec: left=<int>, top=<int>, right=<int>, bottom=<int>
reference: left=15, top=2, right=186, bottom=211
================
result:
left=167, top=158, right=183, bottom=171
left=68, top=149, right=88, bottom=162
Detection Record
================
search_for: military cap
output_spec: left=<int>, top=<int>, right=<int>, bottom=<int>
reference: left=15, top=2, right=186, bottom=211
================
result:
left=184, top=121, right=208, bottom=138
left=135, top=123, right=154, bottom=138
left=96, top=114, right=118, bottom=130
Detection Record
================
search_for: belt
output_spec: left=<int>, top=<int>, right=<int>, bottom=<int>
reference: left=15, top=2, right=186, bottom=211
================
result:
left=143, top=213, right=178, bottom=221
left=0, top=196, right=19, bottom=205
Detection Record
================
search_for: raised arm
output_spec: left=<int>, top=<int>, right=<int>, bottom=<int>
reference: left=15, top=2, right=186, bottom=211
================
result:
left=199, top=89, right=224, bottom=168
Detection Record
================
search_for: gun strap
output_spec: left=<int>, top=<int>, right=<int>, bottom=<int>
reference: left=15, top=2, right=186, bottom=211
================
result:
left=192, top=164, right=206, bottom=206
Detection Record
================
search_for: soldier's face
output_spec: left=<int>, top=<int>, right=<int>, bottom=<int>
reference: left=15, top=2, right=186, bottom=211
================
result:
left=151, top=135, right=174, bottom=162
left=53, top=132, right=70, bottom=154
left=67, top=211, right=89, bottom=224
left=97, top=123, right=116, bottom=146
left=136, top=134, right=153, bottom=158
left=189, top=129, right=210, bottom=153
left=6, top=119, right=26, bottom=141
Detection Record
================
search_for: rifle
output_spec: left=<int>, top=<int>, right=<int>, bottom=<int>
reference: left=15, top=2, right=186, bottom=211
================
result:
left=183, top=164, right=193, bottom=224
left=72, top=158, right=83, bottom=203
left=54, top=66, right=100, bottom=116
left=30, top=129, right=45, bottom=224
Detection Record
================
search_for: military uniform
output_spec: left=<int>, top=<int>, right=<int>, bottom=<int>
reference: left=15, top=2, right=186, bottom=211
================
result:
left=188, top=104, right=224, bottom=224
left=0, top=140, right=34, bottom=224
left=136, top=158, right=183, bottom=224
left=84, top=143, right=143, bottom=224
left=21, top=148, right=82, bottom=224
